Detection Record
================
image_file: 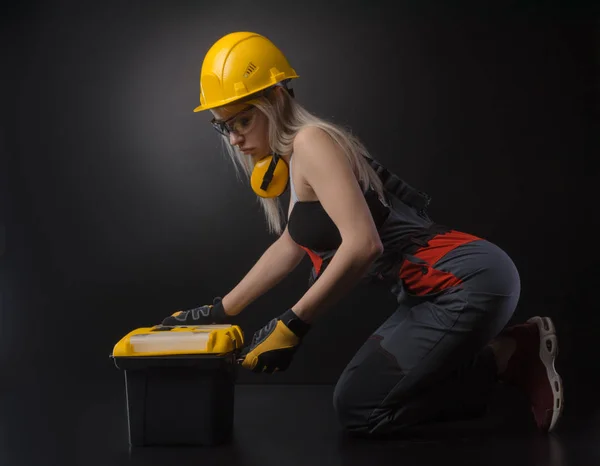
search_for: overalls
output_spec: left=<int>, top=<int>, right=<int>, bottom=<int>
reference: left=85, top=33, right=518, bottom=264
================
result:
left=296, top=157, right=521, bottom=436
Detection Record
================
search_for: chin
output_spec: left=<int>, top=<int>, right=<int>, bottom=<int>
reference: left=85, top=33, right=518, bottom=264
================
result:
left=252, top=153, right=267, bottom=161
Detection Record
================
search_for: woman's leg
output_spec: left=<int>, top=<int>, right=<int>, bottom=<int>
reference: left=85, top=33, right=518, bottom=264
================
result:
left=332, top=239, right=520, bottom=437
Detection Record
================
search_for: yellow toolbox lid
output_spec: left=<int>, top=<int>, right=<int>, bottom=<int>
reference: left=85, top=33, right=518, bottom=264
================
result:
left=112, top=325, right=245, bottom=357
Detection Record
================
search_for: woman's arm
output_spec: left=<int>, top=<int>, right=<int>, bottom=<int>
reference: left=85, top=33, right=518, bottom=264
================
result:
left=291, top=241, right=382, bottom=323
left=287, top=126, right=384, bottom=323
left=221, top=224, right=306, bottom=316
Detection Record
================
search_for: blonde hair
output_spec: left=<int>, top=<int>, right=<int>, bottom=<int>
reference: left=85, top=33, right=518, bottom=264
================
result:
left=220, top=84, right=386, bottom=235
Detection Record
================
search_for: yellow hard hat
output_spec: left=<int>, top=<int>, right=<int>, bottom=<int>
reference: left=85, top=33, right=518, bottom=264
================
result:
left=194, top=32, right=299, bottom=112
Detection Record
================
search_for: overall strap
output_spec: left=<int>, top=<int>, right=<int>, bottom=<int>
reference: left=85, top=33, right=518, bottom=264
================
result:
left=363, top=155, right=432, bottom=212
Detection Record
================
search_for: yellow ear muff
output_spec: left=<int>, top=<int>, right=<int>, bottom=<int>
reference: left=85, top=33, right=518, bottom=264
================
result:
left=250, top=153, right=289, bottom=198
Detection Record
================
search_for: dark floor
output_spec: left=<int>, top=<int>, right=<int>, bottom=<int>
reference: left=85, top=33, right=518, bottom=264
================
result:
left=1, top=367, right=598, bottom=466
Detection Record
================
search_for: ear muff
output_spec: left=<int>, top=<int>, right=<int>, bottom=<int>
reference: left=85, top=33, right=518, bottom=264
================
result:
left=250, top=153, right=289, bottom=198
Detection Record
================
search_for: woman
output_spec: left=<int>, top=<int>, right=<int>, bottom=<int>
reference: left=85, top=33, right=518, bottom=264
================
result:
left=162, top=32, right=563, bottom=435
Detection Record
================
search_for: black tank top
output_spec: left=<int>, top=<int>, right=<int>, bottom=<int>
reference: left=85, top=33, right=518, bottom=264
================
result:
left=286, top=154, right=390, bottom=250
left=287, top=189, right=390, bottom=250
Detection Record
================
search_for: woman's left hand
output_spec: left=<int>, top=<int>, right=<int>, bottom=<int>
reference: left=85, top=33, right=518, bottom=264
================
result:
left=239, top=309, right=311, bottom=373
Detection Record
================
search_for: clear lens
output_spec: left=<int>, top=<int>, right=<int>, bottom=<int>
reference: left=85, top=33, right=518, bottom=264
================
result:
left=211, top=106, right=255, bottom=136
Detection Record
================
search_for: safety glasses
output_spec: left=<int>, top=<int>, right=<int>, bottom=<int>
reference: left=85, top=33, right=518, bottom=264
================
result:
left=210, top=105, right=256, bottom=136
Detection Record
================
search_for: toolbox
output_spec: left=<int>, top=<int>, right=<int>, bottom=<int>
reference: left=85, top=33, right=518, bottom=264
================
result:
left=111, top=324, right=244, bottom=447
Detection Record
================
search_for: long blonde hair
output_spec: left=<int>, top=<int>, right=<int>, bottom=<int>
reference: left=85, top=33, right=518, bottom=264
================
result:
left=220, top=83, right=386, bottom=235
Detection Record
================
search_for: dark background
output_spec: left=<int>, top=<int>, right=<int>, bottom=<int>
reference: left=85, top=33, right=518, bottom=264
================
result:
left=1, top=0, right=598, bottom=395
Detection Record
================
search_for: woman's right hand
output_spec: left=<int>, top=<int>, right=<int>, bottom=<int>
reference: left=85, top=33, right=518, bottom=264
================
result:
left=161, top=297, right=230, bottom=326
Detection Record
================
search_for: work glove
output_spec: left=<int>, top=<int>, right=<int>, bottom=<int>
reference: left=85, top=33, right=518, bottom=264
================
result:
left=239, top=309, right=311, bottom=373
left=161, top=297, right=230, bottom=326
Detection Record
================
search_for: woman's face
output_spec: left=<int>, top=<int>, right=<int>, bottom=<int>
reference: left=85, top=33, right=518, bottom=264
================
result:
left=210, top=103, right=270, bottom=162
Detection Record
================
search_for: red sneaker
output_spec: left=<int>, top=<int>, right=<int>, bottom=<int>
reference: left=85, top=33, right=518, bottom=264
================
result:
left=500, top=316, right=564, bottom=432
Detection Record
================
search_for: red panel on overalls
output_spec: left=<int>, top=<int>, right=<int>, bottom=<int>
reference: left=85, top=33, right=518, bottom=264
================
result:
left=301, top=246, right=324, bottom=275
left=398, top=230, right=482, bottom=296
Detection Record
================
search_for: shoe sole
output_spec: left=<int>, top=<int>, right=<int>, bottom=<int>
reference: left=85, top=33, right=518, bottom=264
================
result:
left=526, top=316, right=564, bottom=432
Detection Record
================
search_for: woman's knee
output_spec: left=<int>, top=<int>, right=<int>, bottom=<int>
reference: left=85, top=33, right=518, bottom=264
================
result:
left=332, top=341, right=410, bottom=433
left=333, top=377, right=399, bottom=436
left=333, top=387, right=405, bottom=437
left=332, top=379, right=371, bottom=432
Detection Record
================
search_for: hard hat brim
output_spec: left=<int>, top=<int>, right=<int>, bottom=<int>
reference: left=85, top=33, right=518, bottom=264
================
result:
left=192, top=75, right=298, bottom=113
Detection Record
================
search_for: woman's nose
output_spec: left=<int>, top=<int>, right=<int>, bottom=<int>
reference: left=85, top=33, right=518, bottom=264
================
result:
left=229, top=131, right=244, bottom=146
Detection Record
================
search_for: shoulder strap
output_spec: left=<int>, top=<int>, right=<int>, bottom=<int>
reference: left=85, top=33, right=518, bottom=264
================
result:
left=363, top=156, right=432, bottom=211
